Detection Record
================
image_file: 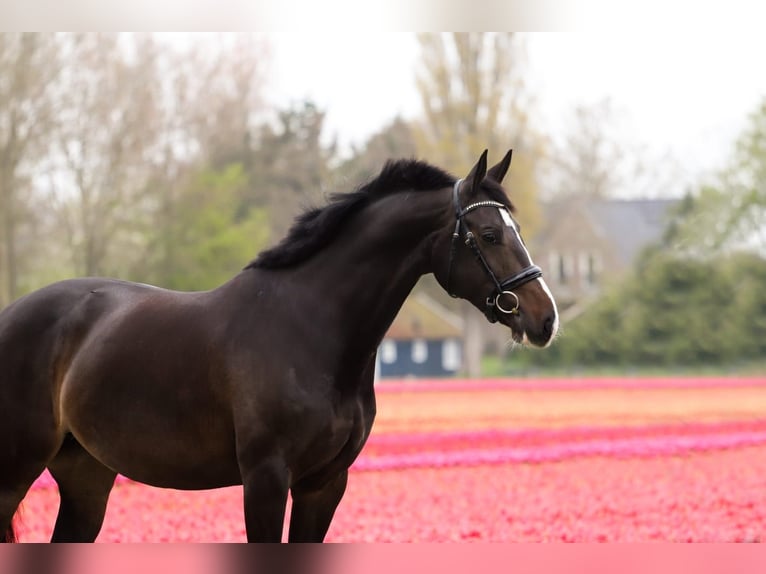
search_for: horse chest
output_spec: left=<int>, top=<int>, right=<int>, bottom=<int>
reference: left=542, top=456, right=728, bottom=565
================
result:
left=286, top=393, right=374, bottom=485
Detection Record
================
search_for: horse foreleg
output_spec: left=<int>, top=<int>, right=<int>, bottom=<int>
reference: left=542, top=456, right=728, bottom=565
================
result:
left=288, top=470, right=348, bottom=542
left=240, top=457, right=290, bottom=542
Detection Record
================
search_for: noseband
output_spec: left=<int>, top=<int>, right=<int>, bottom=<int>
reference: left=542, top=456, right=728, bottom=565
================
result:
left=446, top=179, right=543, bottom=323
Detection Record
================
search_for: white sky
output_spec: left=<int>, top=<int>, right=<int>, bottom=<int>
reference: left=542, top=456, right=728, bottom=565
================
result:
left=264, top=32, right=766, bottom=196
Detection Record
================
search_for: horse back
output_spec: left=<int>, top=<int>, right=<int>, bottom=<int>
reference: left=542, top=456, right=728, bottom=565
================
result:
left=0, top=278, right=189, bottom=432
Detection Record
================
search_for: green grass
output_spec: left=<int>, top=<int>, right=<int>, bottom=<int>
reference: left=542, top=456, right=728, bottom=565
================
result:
left=480, top=354, right=766, bottom=378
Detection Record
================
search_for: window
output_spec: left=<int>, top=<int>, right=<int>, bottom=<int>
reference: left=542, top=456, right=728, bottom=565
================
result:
left=441, top=339, right=461, bottom=371
left=380, top=340, right=397, bottom=364
left=578, top=251, right=590, bottom=283
left=548, top=252, right=559, bottom=282
left=559, top=253, right=576, bottom=285
left=556, top=252, right=569, bottom=284
left=587, top=253, right=600, bottom=286
left=580, top=252, right=600, bottom=286
left=411, top=339, right=428, bottom=364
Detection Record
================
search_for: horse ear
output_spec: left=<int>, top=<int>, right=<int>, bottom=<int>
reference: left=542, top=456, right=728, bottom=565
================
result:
left=487, top=149, right=513, bottom=184
left=466, top=149, right=488, bottom=196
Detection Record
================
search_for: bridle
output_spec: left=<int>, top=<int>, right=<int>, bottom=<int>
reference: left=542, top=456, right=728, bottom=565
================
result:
left=445, top=178, right=543, bottom=323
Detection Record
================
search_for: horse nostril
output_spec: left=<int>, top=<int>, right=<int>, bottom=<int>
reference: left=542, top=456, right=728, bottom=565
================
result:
left=542, top=315, right=555, bottom=339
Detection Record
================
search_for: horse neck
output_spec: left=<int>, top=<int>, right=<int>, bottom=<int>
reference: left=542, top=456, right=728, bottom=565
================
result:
left=274, top=188, right=452, bottom=373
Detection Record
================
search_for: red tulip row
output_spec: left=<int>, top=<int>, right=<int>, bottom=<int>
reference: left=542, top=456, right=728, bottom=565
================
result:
left=15, top=377, right=766, bottom=541
left=326, top=445, right=766, bottom=542
left=18, top=444, right=766, bottom=542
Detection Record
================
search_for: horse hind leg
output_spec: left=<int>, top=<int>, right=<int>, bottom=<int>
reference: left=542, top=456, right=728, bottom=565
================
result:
left=1, top=473, right=42, bottom=543
left=0, top=433, right=60, bottom=543
left=47, top=434, right=117, bottom=542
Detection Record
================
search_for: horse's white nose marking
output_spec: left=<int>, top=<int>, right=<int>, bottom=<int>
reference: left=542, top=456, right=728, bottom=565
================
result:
left=537, top=277, right=559, bottom=346
left=499, top=206, right=558, bottom=346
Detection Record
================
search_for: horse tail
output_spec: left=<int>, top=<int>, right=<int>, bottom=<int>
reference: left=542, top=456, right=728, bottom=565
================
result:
left=4, top=507, right=20, bottom=543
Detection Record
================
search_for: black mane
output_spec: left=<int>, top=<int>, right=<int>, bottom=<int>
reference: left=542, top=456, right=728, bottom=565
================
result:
left=247, top=159, right=457, bottom=269
left=247, top=158, right=514, bottom=270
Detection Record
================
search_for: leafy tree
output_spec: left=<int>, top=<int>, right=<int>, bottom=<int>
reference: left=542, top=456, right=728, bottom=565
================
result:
left=553, top=287, right=628, bottom=366
left=722, top=253, right=766, bottom=360
left=531, top=99, right=766, bottom=371
left=671, top=98, right=766, bottom=253
left=144, top=164, right=269, bottom=291
left=621, top=253, right=732, bottom=365
left=530, top=249, right=764, bottom=369
left=136, top=34, right=269, bottom=283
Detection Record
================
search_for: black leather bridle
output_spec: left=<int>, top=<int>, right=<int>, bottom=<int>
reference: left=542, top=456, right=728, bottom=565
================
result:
left=446, top=179, right=543, bottom=323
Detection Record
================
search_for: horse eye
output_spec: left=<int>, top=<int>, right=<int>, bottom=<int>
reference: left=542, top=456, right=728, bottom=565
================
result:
left=481, top=232, right=498, bottom=244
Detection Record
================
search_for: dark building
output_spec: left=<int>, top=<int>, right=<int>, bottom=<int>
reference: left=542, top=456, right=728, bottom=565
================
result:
left=376, top=294, right=463, bottom=379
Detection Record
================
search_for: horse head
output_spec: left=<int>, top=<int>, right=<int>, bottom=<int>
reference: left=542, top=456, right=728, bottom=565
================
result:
left=433, top=150, right=559, bottom=347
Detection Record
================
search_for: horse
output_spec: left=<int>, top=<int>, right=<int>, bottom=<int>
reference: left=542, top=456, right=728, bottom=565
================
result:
left=0, top=150, right=558, bottom=542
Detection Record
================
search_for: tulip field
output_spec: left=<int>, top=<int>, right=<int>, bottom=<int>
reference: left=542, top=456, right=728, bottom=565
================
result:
left=15, top=376, right=766, bottom=542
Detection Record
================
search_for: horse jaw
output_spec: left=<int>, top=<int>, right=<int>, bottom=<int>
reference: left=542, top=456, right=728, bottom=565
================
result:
left=498, top=278, right=559, bottom=348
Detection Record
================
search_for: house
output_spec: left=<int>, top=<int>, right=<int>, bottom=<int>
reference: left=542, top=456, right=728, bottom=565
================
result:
left=531, top=197, right=680, bottom=309
left=376, top=293, right=464, bottom=379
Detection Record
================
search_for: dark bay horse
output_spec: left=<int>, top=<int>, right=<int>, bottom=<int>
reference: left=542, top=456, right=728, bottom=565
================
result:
left=0, top=150, right=558, bottom=542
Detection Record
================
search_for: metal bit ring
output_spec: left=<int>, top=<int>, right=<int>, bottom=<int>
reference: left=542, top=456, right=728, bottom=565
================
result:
left=495, top=291, right=520, bottom=315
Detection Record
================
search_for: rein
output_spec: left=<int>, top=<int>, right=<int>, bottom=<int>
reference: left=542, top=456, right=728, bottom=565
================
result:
left=446, top=179, right=543, bottom=323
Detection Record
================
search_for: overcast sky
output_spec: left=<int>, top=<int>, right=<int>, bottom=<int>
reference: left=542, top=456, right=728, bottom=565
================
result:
left=264, top=32, right=766, bottom=196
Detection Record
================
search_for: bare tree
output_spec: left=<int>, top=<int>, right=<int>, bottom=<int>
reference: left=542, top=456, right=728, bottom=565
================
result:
left=47, top=34, right=163, bottom=277
left=547, top=99, right=624, bottom=200
left=414, top=32, right=545, bottom=376
left=543, top=98, right=683, bottom=201
left=0, top=33, right=61, bottom=305
left=1, top=33, right=271, bottom=295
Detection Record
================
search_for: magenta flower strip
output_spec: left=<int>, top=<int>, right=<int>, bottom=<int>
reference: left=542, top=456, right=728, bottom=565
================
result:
left=352, top=429, right=766, bottom=471
left=30, top=419, right=766, bottom=489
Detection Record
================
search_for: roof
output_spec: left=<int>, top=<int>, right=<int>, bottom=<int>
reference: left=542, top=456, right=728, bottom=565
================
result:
left=539, top=197, right=679, bottom=267
left=385, top=294, right=464, bottom=340
left=584, top=199, right=679, bottom=265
